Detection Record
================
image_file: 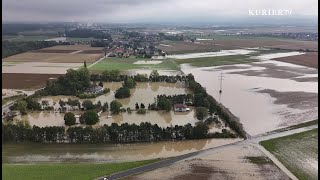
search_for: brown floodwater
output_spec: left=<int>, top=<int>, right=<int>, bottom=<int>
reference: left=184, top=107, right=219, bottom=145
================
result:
left=13, top=82, right=224, bottom=130
left=2, top=138, right=242, bottom=163
left=181, top=60, right=318, bottom=136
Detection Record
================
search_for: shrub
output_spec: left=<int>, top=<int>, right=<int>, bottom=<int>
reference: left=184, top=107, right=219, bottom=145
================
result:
left=64, top=112, right=76, bottom=126
left=137, top=108, right=146, bottom=114
left=115, top=87, right=130, bottom=98
left=80, top=110, right=99, bottom=125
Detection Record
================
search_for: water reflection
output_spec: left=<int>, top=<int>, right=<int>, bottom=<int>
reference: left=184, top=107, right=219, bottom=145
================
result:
left=3, top=138, right=242, bottom=163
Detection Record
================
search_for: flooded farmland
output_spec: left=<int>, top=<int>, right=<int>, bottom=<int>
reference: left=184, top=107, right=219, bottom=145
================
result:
left=2, top=138, right=242, bottom=163
left=181, top=60, right=318, bottom=136
left=13, top=82, right=223, bottom=130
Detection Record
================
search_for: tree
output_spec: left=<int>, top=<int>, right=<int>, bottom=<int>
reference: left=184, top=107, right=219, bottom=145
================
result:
left=64, top=112, right=76, bottom=126
left=17, top=100, right=27, bottom=115
left=123, top=78, right=136, bottom=88
left=140, top=103, right=145, bottom=109
left=82, top=100, right=95, bottom=110
left=102, top=102, right=108, bottom=112
left=99, top=81, right=103, bottom=87
left=149, top=70, right=159, bottom=81
left=193, top=122, right=209, bottom=138
left=110, top=100, right=122, bottom=114
left=59, top=99, right=66, bottom=109
left=80, top=110, right=99, bottom=125
left=84, top=60, right=87, bottom=68
left=115, top=87, right=130, bottom=98
left=135, top=103, right=139, bottom=110
left=195, top=107, right=208, bottom=120
left=97, top=100, right=102, bottom=108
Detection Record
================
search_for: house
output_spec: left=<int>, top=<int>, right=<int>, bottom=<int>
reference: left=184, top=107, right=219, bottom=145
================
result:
left=84, top=85, right=104, bottom=94
left=174, top=104, right=190, bottom=112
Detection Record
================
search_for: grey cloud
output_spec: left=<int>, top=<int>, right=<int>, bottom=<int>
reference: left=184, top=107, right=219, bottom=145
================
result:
left=2, top=0, right=317, bottom=23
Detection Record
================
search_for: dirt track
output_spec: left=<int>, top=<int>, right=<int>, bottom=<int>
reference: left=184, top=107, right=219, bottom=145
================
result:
left=2, top=73, right=62, bottom=89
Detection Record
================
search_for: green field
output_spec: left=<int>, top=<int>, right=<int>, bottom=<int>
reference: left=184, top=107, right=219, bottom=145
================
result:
left=173, top=55, right=256, bottom=67
left=2, top=159, right=158, bottom=180
left=89, top=57, right=180, bottom=72
left=260, top=129, right=318, bottom=180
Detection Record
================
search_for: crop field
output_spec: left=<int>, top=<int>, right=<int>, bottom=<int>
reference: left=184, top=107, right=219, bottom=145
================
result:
left=89, top=57, right=180, bottom=72
left=2, top=52, right=103, bottom=63
left=43, top=45, right=103, bottom=51
left=260, top=129, right=318, bottom=180
left=2, top=73, right=62, bottom=89
left=173, top=55, right=256, bottom=67
left=159, top=38, right=318, bottom=54
left=2, top=159, right=158, bottom=180
left=273, top=52, right=318, bottom=68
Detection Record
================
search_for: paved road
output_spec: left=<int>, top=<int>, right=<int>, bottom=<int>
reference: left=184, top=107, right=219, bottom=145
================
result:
left=87, top=53, right=110, bottom=69
left=98, top=124, right=318, bottom=180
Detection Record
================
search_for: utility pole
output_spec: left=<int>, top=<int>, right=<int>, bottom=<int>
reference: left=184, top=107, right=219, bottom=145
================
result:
left=219, top=71, right=224, bottom=94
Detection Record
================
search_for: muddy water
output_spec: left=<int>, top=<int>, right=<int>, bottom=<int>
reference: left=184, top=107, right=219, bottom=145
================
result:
left=181, top=60, right=318, bottom=136
left=166, top=49, right=255, bottom=59
left=14, top=82, right=212, bottom=129
left=2, top=138, right=242, bottom=163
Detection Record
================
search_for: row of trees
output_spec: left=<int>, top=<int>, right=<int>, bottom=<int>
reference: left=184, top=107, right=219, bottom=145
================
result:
left=90, top=70, right=186, bottom=83
left=2, top=122, right=237, bottom=144
left=2, top=40, right=59, bottom=58
left=186, top=74, right=247, bottom=138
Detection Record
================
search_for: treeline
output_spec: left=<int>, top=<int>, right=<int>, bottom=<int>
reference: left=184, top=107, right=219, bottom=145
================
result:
left=65, top=29, right=112, bottom=40
left=2, top=122, right=237, bottom=144
left=2, top=40, right=58, bottom=58
left=90, top=70, right=186, bottom=83
left=158, top=33, right=185, bottom=41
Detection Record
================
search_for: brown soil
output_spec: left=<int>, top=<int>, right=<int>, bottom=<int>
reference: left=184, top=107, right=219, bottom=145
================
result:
left=3, top=52, right=103, bottom=63
left=2, top=73, right=62, bottom=89
left=78, top=50, right=104, bottom=54
left=31, top=49, right=78, bottom=53
left=257, top=89, right=318, bottom=110
left=228, top=62, right=318, bottom=82
left=273, top=52, right=318, bottom=68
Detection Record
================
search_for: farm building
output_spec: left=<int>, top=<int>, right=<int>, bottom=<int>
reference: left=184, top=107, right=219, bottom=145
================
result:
left=84, top=84, right=104, bottom=94
left=174, top=104, right=190, bottom=112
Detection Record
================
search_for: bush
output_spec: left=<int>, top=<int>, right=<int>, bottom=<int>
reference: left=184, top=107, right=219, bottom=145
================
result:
left=64, top=112, right=76, bottom=126
left=80, top=110, right=99, bottom=125
left=82, top=100, right=95, bottom=110
left=115, top=87, right=130, bottom=98
left=110, top=100, right=122, bottom=114
left=195, top=107, right=208, bottom=120
left=123, top=78, right=136, bottom=88
left=127, top=107, right=132, bottom=113
left=137, top=108, right=146, bottom=114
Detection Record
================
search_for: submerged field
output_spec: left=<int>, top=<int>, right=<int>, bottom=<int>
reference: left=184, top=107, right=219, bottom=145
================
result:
left=2, top=160, right=158, bottom=180
left=260, top=129, right=318, bottom=180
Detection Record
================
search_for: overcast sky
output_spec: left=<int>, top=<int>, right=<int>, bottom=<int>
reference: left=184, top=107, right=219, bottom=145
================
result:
left=2, top=0, right=318, bottom=24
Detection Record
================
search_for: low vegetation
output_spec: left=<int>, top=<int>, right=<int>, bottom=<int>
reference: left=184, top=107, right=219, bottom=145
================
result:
left=2, top=160, right=158, bottom=180
left=260, top=129, right=318, bottom=180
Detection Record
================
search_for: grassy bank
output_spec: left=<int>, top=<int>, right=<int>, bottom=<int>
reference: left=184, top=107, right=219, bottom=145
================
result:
left=260, top=129, right=318, bottom=180
left=2, top=159, right=159, bottom=180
